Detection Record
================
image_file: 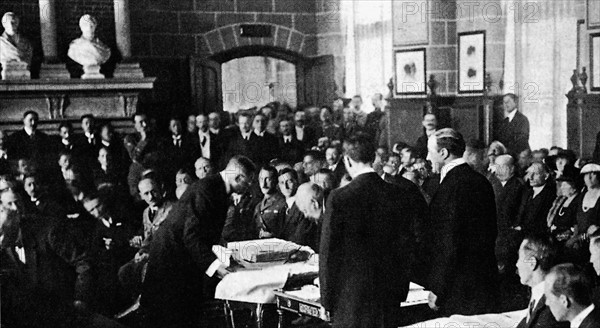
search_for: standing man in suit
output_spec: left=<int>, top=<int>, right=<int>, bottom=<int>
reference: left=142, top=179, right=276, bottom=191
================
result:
left=544, top=263, right=600, bottom=328
left=225, top=111, right=258, bottom=164
left=252, top=113, right=279, bottom=167
left=319, top=134, right=421, bottom=328
left=514, top=235, right=568, bottom=328
left=193, top=114, right=224, bottom=169
left=279, top=119, right=304, bottom=165
left=7, top=110, right=51, bottom=171
left=76, top=114, right=101, bottom=166
left=414, top=113, right=438, bottom=160
left=161, top=117, right=193, bottom=187
left=293, top=111, right=317, bottom=150
left=141, top=156, right=256, bottom=328
left=124, top=113, right=161, bottom=198
left=426, top=128, right=499, bottom=315
left=514, top=162, right=556, bottom=236
left=495, top=93, right=531, bottom=156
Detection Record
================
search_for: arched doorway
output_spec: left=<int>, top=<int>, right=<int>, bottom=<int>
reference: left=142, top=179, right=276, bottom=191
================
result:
left=190, top=45, right=335, bottom=114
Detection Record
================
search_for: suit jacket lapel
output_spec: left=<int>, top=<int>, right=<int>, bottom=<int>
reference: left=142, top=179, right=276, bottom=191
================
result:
left=527, top=295, right=547, bottom=328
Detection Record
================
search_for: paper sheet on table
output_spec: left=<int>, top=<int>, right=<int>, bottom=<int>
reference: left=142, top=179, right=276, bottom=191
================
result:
left=400, top=309, right=525, bottom=328
left=215, top=262, right=318, bottom=304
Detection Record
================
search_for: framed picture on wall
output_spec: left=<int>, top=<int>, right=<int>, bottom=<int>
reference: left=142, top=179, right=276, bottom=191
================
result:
left=458, top=31, right=486, bottom=94
left=591, top=33, right=600, bottom=91
left=392, top=0, right=429, bottom=46
left=588, top=0, right=600, bottom=29
left=394, top=48, right=426, bottom=95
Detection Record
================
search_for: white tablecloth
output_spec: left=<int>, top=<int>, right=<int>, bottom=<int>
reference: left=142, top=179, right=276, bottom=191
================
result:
left=400, top=309, right=526, bottom=328
left=214, top=261, right=319, bottom=304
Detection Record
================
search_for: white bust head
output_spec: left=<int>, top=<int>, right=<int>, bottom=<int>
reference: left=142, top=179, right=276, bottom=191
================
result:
left=2, top=12, right=19, bottom=36
left=79, top=14, right=97, bottom=40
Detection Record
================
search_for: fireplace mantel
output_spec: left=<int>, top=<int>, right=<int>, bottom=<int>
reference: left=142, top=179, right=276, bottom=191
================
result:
left=0, top=77, right=156, bottom=133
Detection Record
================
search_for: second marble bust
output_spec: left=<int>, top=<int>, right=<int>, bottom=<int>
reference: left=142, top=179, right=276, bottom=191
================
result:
left=67, top=14, right=111, bottom=79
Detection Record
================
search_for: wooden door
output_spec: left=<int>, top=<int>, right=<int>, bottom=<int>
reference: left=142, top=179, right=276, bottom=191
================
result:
left=190, top=57, right=222, bottom=114
left=297, top=55, right=336, bottom=107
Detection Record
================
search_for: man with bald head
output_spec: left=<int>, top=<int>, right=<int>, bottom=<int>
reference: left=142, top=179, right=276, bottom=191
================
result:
left=493, top=154, right=527, bottom=274
left=295, top=182, right=325, bottom=222
left=194, top=157, right=214, bottom=180
left=514, top=162, right=556, bottom=236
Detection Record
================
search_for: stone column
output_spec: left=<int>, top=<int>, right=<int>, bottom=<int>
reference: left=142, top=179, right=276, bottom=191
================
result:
left=113, top=0, right=144, bottom=78
left=114, top=0, right=132, bottom=60
left=39, top=0, right=70, bottom=78
left=38, top=0, right=58, bottom=61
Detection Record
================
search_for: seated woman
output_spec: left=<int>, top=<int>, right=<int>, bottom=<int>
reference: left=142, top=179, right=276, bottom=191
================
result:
left=565, top=163, right=600, bottom=262
left=547, top=167, right=580, bottom=244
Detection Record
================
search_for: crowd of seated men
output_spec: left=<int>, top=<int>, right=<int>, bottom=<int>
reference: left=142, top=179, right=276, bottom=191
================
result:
left=2, top=90, right=600, bottom=328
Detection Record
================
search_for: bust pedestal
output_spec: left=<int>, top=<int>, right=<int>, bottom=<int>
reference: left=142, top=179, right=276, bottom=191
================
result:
left=1, top=62, right=30, bottom=80
left=82, top=64, right=104, bottom=79
left=114, top=62, right=144, bottom=79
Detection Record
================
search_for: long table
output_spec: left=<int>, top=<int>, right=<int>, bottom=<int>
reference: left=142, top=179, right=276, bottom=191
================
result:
left=273, top=282, right=430, bottom=328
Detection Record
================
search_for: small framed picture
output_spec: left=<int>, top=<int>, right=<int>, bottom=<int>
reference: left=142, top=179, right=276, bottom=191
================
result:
left=591, top=33, right=600, bottom=91
left=588, top=0, right=600, bottom=29
left=458, top=31, right=486, bottom=94
left=394, top=48, right=426, bottom=95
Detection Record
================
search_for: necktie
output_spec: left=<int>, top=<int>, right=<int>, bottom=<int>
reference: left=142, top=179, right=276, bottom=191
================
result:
left=149, top=209, right=156, bottom=222
left=201, top=136, right=207, bottom=147
left=527, top=299, right=536, bottom=323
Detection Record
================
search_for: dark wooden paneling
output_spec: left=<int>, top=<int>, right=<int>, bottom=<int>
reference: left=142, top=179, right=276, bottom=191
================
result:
left=567, top=94, right=600, bottom=159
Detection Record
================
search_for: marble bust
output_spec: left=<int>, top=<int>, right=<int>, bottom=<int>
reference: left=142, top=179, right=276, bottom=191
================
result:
left=68, top=14, right=111, bottom=79
left=0, top=12, right=33, bottom=79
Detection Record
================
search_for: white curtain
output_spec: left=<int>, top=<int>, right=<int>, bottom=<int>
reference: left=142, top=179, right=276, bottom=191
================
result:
left=342, top=0, right=393, bottom=113
left=503, top=0, right=579, bottom=149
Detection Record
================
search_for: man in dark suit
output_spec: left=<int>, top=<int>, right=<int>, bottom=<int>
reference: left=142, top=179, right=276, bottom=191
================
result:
left=425, top=128, right=499, bottom=315
left=82, top=194, right=137, bottom=315
left=293, top=111, right=317, bottom=150
left=278, top=119, right=304, bottom=165
left=225, top=111, right=259, bottom=164
left=141, top=156, right=256, bottom=328
left=325, top=145, right=346, bottom=187
left=55, top=121, right=76, bottom=153
left=22, top=173, right=67, bottom=220
left=544, top=263, right=600, bottom=328
left=7, top=110, right=52, bottom=171
left=514, top=162, right=556, bottom=236
left=514, top=235, right=568, bottom=328
left=159, top=117, right=194, bottom=188
left=75, top=114, right=101, bottom=166
left=191, top=114, right=225, bottom=170
left=0, top=188, right=95, bottom=327
left=414, top=113, right=437, bottom=160
left=495, top=93, right=531, bottom=156
left=493, top=154, right=527, bottom=274
left=251, top=113, right=279, bottom=167
left=319, top=134, right=422, bottom=328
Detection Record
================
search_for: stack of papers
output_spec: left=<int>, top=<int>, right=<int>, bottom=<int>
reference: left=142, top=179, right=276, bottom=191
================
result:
left=227, top=238, right=305, bottom=263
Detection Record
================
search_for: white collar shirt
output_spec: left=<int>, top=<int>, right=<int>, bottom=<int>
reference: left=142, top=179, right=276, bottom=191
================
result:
left=506, top=110, right=517, bottom=123
left=571, top=304, right=595, bottom=328
left=440, top=158, right=467, bottom=183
